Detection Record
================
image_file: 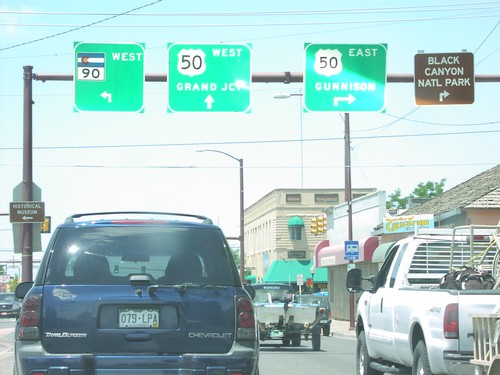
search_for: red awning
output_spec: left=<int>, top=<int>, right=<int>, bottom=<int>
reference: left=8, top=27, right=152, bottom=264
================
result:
left=316, top=236, right=379, bottom=267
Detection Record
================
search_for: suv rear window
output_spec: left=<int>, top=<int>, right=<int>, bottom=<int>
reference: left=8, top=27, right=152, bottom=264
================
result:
left=43, top=225, right=235, bottom=286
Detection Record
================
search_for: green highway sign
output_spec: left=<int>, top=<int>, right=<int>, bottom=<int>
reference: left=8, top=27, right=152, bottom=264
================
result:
left=304, top=43, right=387, bottom=112
left=74, top=42, right=145, bottom=112
left=167, top=43, right=252, bottom=112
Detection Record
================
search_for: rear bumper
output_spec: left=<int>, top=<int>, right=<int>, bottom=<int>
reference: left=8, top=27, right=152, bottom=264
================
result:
left=443, top=351, right=475, bottom=375
left=15, top=341, right=259, bottom=375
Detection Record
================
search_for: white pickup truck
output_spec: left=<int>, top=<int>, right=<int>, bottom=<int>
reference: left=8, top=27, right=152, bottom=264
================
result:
left=346, top=225, right=500, bottom=375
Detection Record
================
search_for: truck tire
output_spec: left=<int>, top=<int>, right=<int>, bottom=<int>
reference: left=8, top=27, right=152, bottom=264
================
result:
left=357, top=331, right=383, bottom=375
left=322, top=324, right=330, bottom=336
left=312, top=332, right=321, bottom=351
left=282, top=338, right=291, bottom=346
left=413, top=341, right=433, bottom=375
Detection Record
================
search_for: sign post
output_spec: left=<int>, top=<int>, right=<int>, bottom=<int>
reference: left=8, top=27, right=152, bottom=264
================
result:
left=74, top=42, right=145, bottom=112
left=304, top=43, right=387, bottom=112
left=167, top=43, right=252, bottom=112
left=414, top=52, right=474, bottom=105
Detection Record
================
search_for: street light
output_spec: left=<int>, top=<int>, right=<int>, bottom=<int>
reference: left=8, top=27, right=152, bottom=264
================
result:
left=310, top=264, right=316, bottom=292
left=197, top=149, right=245, bottom=283
left=273, top=90, right=304, bottom=188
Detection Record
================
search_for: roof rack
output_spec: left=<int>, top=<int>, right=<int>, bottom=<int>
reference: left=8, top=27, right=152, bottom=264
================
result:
left=64, top=211, right=213, bottom=225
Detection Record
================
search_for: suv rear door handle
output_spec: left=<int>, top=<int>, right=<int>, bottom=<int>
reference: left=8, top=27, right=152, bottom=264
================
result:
left=126, top=333, right=152, bottom=342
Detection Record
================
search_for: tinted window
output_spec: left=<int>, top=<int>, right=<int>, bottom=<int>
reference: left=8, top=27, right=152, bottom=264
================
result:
left=44, top=225, right=235, bottom=285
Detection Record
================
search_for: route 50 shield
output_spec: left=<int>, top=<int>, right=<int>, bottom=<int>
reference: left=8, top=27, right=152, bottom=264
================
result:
left=314, top=49, right=343, bottom=77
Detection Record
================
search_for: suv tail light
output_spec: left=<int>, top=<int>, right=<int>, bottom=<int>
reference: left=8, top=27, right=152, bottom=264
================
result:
left=18, top=294, right=42, bottom=340
left=443, top=303, right=459, bottom=339
left=236, top=297, right=255, bottom=340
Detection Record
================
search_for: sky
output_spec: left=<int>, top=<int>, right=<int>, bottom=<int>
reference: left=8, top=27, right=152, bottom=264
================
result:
left=1, top=1, right=499, bottom=265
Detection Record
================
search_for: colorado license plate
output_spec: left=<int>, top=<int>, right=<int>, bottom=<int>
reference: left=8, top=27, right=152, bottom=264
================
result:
left=119, top=308, right=159, bottom=328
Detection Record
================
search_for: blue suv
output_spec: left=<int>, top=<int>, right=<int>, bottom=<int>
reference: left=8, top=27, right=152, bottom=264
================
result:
left=14, top=212, right=259, bottom=375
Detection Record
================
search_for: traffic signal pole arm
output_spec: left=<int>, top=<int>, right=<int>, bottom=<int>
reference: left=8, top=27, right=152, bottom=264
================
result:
left=32, top=72, right=500, bottom=83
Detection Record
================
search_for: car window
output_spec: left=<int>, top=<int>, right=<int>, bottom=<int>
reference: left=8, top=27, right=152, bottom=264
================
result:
left=43, top=225, right=235, bottom=285
left=0, top=294, right=16, bottom=302
left=253, top=285, right=295, bottom=303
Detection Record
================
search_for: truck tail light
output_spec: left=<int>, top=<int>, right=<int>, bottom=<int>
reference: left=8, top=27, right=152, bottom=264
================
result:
left=236, top=296, right=255, bottom=340
left=443, top=303, right=459, bottom=339
left=18, top=294, right=42, bottom=340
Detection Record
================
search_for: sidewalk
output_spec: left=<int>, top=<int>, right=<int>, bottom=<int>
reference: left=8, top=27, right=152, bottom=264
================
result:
left=330, top=319, right=357, bottom=338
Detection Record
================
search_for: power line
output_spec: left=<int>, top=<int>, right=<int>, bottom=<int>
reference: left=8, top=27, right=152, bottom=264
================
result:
left=2, top=2, right=499, bottom=17
left=0, top=129, right=499, bottom=152
left=0, top=0, right=164, bottom=52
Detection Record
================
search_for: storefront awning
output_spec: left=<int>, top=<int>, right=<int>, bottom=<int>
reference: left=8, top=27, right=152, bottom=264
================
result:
left=372, top=241, right=395, bottom=263
left=288, top=216, right=304, bottom=227
left=263, top=259, right=328, bottom=283
left=316, top=236, right=379, bottom=267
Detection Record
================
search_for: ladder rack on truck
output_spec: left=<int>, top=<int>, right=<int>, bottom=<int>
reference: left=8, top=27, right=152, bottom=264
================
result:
left=471, top=313, right=500, bottom=375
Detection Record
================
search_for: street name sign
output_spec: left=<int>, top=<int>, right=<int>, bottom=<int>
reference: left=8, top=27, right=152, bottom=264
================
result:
left=304, top=43, right=387, bottom=112
left=167, top=43, right=252, bottom=112
left=414, top=52, right=474, bottom=105
left=74, top=42, right=145, bottom=112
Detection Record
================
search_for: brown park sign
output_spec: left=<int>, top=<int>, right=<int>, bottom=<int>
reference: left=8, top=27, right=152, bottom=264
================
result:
left=414, top=52, right=474, bottom=105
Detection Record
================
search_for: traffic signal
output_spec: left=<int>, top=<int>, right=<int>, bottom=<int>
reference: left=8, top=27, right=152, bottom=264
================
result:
left=41, top=216, right=51, bottom=233
left=317, top=214, right=327, bottom=234
left=310, top=217, right=318, bottom=235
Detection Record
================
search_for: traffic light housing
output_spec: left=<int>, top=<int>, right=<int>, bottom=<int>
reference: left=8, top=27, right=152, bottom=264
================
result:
left=310, top=217, right=318, bottom=235
left=317, top=214, right=327, bottom=234
left=41, top=216, right=51, bottom=233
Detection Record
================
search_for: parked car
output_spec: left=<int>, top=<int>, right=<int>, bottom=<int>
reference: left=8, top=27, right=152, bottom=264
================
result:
left=294, top=294, right=332, bottom=336
left=14, top=211, right=259, bottom=375
left=0, top=293, right=21, bottom=319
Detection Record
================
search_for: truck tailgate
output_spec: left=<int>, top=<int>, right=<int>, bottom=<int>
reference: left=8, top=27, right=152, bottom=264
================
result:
left=458, top=290, right=500, bottom=352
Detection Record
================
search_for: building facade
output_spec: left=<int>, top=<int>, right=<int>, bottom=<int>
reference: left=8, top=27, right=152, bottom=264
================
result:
left=244, top=188, right=376, bottom=282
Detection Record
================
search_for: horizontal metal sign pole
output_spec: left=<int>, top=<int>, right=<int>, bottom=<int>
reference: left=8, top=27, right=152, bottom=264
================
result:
left=32, top=72, right=500, bottom=83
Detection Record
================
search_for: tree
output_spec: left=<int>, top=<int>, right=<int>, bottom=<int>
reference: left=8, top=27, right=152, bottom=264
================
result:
left=386, top=179, right=446, bottom=210
left=409, top=179, right=446, bottom=200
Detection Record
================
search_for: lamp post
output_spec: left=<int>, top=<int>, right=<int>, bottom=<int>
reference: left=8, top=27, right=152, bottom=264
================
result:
left=310, top=264, right=316, bottom=292
left=197, top=149, right=245, bottom=283
left=273, top=90, right=304, bottom=188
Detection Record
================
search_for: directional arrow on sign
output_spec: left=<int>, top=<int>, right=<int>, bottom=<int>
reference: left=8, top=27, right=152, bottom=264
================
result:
left=439, top=91, right=450, bottom=102
left=204, top=95, right=215, bottom=109
left=334, top=94, right=356, bottom=107
left=101, top=91, right=112, bottom=103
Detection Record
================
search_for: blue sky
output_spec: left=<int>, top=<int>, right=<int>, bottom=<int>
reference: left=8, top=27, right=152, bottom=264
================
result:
left=1, top=1, right=499, bottom=261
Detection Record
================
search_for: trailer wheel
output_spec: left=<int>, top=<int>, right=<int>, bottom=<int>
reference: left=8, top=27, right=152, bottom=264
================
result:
left=282, top=338, right=290, bottom=346
left=312, top=332, right=321, bottom=351
left=413, top=341, right=432, bottom=375
left=291, top=334, right=301, bottom=347
left=357, top=331, right=383, bottom=375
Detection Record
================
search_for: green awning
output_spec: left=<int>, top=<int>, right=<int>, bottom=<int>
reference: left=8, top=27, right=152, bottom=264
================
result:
left=263, top=260, right=327, bottom=283
left=372, top=241, right=395, bottom=263
left=288, top=216, right=304, bottom=227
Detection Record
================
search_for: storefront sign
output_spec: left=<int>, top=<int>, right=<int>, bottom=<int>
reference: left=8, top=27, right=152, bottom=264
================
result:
left=383, top=214, right=434, bottom=234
